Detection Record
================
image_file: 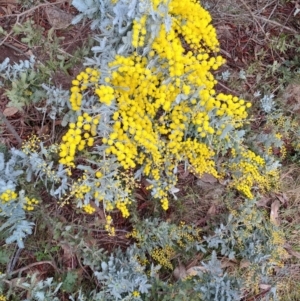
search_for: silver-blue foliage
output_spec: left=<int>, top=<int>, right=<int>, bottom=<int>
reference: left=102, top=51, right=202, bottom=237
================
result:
left=94, top=246, right=152, bottom=300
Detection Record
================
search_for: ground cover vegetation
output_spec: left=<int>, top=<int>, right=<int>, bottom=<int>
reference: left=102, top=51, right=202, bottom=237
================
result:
left=0, top=0, right=299, bottom=300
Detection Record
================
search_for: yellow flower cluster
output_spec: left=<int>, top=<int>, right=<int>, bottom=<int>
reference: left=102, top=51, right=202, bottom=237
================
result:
left=0, top=190, right=39, bottom=211
left=268, top=228, right=289, bottom=268
left=175, top=222, right=201, bottom=247
left=148, top=184, right=173, bottom=211
left=59, top=113, right=99, bottom=167
left=103, top=49, right=226, bottom=203
left=0, top=189, right=17, bottom=203
left=228, top=149, right=276, bottom=199
left=279, top=145, right=287, bottom=158
left=105, top=215, right=115, bottom=236
left=271, top=229, right=285, bottom=245
left=99, top=0, right=253, bottom=209
left=58, top=174, right=89, bottom=206
left=94, top=171, right=135, bottom=217
left=95, top=171, right=103, bottom=179
left=70, top=68, right=100, bottom=111
left=160, top=197, right=169, bottom=211
left=116, top=199, right=130, bottom=218
left=243, top=268, right=260, bottom=295
left=71, top=66, right=117, bottom=108
left=264, top=169, right=280, bottom=192
left=132, top=291, right=140, bottom=298
left=128, top=222, right=201, bottom=271
left=169, top=0, right=219, bottom=52
left=70, top=180, right=91, bottom=200
left=137, top=256, right=149, bottom=266
left=0, top=295, right=6, bottom=301
left=59, top=0, right=264, bottom=217
left=21, top=135, right=61, bottom=182
left=127, top=227, right=138, bottom=239
left=151, top=245, right=175, bottom=269
left=63, top=175, right=99, bottom=214
left=23, top=197, right=39, bottom=211
left=183, top=139, right=218, bottom=177
left=95, top=84, right=115, bottom=106
left=132, top=15, right=147, bottom=48
left=82, top=203, right=95, bottom=214
left=21, top=135, right=40, bottom=155
left=152, top=26, right=222, bottom=80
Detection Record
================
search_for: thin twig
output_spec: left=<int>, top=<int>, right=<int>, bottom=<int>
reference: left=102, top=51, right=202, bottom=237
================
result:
left=0, top=0, right=66, bottom=20
left=256, top=15, right=298, bottom=34
left=2, top=42, right=29, bottom=56
left=0, top=0, right=66, bottom=46
left=9, top=260, right=60, bottom=276
left=75, top=253, right=93, bottom=282
left=0, top=28, right=14, bottom=46
left=0, top=110, right=22, bottom=147
left=6, top=246, right=22, bottom=274
left=259, top=0, right=278, bottom=13
left=238, top=0, right=266, bottom=34
left=217, top=81, right=238, bottom=95
left=238, top=0, right=297, bottom=34
left=266, top=2, right=278, bottom=22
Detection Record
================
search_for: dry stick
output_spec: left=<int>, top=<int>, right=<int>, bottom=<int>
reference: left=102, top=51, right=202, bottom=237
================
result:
left=266, top=2, right=278, bottom=22
left=259, top=0, right=278, bottom=13
left=2, top=41, right=28, bottom=56
left=238, top=0, right=297, bottom=34
left=217, top=81, right=238, bottom=95
left=0, top=111, right=22, bottom=146
left=0, top=0, right=67, bottom=46
left=0, top=0, right=66, bottom=20
left=256, top=15, right=298, bottom=34
left=75, top=253, right=94, bottom=282
left=238, top=0, right=266, bottom=34
left=6, top=247, right=22, bottom=274
left=9, top=260, right=60, bottom=276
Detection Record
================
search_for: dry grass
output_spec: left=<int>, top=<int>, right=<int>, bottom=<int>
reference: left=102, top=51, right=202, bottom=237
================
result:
left=271, top=165, right=300, bottom=300
left=280, top=165, right=300, bottom=251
